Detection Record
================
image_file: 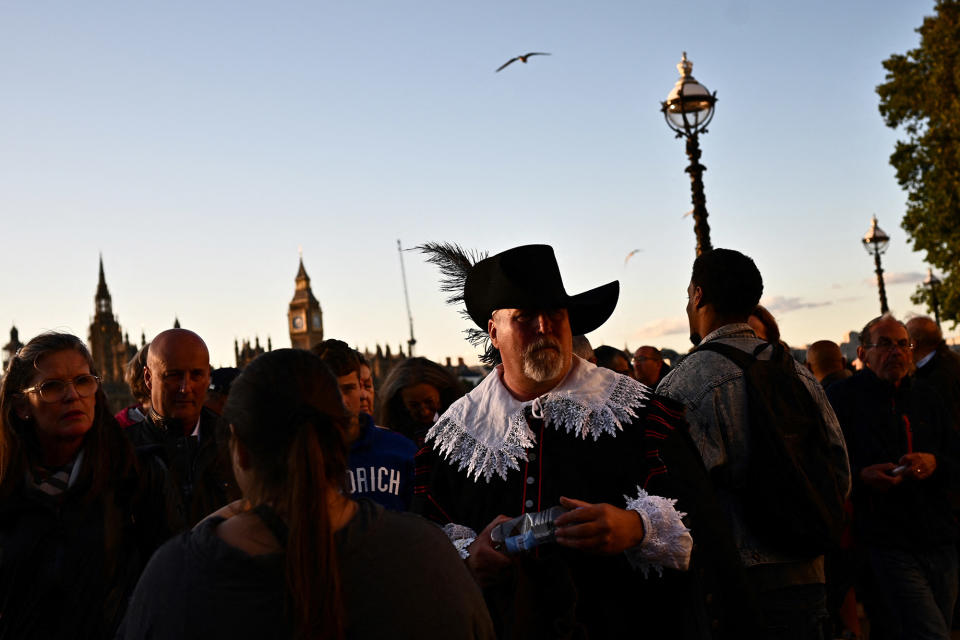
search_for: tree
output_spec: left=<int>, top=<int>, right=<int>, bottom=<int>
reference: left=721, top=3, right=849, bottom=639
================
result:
left=877, top=0, right=960, bottom=327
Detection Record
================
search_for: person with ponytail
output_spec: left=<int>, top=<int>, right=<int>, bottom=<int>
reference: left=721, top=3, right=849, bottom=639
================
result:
left=0, top=332, right=169, bottom=638
left=119, top=348, right=493, bottom=640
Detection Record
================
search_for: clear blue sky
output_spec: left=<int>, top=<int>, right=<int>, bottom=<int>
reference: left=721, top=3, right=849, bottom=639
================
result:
left=0, top=0, right=946, bottom=367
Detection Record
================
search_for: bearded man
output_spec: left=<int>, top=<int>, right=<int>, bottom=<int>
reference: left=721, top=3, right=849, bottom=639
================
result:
left=415, top=244, right=757, bottom=639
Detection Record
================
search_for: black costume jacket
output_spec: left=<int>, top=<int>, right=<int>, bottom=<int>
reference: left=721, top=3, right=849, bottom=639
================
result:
left=415, top=363, right=759, bottom=639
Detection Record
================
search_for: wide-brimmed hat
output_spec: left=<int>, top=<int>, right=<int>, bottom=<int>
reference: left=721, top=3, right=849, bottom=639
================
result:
left=464, top=244, right=619, bottom=335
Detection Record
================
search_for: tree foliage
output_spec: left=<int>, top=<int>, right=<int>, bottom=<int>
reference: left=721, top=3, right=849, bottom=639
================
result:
left=877, top=0, right=960, bottom=326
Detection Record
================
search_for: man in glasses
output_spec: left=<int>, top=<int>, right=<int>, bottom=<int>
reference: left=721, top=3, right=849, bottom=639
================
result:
left=633, top=345, right=671, bottom=388
left=827, top=314, right=959, bottom=639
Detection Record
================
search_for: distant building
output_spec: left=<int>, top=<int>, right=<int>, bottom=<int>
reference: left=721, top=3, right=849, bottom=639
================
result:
left=360, top=343, right=407, bottom=388
left=2, top=326, right=24, bottom=372
left=441, top=356, right=489, bottom=390
left=838, top=331, right=860, bottom=365
left=235, top=336, right=272, bottom=369
left=288, top=256, right=324, bottom=350
left=88, top=256, right=138, bottom=413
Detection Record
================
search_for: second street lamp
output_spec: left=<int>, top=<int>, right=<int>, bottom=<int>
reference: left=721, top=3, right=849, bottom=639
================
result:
left=924, top=267, right=942, bottom=328
left=862, top=215, right=891, bottom=314
left=662, top=52, right=717, bottom=257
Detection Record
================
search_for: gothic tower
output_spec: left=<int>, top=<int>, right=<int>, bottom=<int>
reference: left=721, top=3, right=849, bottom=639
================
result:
left=2, top=326, right=23, bottom=372
left=88, top=256, right=136, bottom=410
left=288, top=256, right=324, bottom=350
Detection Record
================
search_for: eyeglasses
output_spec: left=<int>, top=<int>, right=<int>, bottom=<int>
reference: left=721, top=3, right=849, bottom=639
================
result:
left=864, top=339, right=914, bottom=352
left=22, top=375, right=101, bottom=403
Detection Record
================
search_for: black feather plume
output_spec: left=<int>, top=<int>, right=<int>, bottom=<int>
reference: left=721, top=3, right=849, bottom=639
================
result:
left=417, top=242, right=487, bottom=306
left=417, top=242, right=501, bottom=366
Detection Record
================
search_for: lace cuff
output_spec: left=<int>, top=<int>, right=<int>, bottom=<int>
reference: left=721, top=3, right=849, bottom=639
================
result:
left=442, top=523, right=477, bottom=560
left=623, top=487, right=693, bottom=577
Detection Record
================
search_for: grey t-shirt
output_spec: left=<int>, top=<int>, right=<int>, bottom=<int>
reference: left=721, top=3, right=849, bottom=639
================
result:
left=118, top=499, right=494, bottom=639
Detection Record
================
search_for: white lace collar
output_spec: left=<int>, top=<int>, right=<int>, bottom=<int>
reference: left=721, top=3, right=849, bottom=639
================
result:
left=427, top=356, right=650, bottom=483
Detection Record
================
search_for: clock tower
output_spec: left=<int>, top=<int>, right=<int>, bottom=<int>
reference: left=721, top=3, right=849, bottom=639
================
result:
left=288, top=256, right=324, bottom=350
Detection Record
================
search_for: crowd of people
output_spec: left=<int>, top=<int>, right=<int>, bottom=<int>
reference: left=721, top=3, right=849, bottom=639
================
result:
left=0, top=243, right=958, bottom=640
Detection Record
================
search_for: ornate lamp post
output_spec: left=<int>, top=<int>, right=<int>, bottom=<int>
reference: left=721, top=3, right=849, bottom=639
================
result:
left=662, top=52, right=717, bottom=256
left=924, top=267, right=942, bottom=327
left=862, top=215, right=891, bottom=314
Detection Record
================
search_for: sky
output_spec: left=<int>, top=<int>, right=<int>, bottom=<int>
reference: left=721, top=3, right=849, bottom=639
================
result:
left=0, top=0, right=950, bottom=367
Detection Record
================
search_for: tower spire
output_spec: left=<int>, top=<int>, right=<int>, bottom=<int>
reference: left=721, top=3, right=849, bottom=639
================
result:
left=95, top=254, right=112, bottom=316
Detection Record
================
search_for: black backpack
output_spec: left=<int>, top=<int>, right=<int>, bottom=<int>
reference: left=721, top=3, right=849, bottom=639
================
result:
left=695, top=341, right=847, bottom=556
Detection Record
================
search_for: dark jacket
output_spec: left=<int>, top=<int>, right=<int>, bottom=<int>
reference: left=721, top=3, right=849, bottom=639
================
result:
left=820, top=369, right=852, bottom=391
left=827, top=369, right=960, bottom=550
left=125, top=407, right=239, bottom=529
left=0, top=455, right=169, bottom=639
left=914, top=342, right=960, bottom=433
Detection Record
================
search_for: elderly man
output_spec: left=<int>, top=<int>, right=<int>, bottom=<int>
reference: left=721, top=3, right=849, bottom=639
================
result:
left=416, top=244, right=754, bottom=638
left=907, top=315, right=960, bottom=432
left=828, top=314, right=959, bottom=639
left=125, top=328, right=238, bottom=528
left=658, top=248, right=850, bottom=639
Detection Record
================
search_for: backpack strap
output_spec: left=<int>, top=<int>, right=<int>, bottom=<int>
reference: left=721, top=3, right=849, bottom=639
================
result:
left=694, top=341, right=756, bottom=371
left=752, top=342, right=773, bottom=358
left=695, top=340, right=778, bottom=371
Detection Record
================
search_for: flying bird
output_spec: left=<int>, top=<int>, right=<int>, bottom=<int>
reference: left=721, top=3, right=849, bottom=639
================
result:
left=496, top=52, right=551, bottom=72
left=624, top=249, right=643, bottom=266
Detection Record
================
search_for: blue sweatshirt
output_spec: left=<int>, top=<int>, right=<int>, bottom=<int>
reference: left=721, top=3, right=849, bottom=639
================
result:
left=348, top=413, right=417, bottom=511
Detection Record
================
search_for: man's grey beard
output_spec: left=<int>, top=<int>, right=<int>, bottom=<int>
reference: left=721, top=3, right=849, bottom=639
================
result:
left=522, top=338, right=566, bottom=382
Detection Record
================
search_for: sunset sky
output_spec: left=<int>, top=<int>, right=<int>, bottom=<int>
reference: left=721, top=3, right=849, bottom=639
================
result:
left=0, top=0, right=948, bottom=367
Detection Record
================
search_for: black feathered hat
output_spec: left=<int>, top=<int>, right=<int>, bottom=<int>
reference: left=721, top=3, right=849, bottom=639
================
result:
left=464, top=244, right=619, bottom=335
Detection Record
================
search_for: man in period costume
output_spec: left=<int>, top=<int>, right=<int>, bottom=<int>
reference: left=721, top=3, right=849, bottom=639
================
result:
left=415, top=244, right=756, bottom=639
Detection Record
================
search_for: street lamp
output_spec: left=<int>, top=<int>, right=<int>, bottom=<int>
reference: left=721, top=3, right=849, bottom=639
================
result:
left=924, top=267, right=942, bottom=327
left=662, top=52, right=717, bottom=256
left=862, top=215, right=890, bottom=314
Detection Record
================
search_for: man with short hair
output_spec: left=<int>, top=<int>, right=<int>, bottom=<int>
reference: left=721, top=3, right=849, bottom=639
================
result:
left=657, top=248, right=850, bottom=638
left=828, top=314, right=959, bottom=639
left=126, top=328, right=238, bottom=528
left=313, top=339, right=416, bottom=511
left=907, top=315, right=960, bottom=432
left=418, top=244, right=755, bottom=638
left=805, top=340, right=852, bottom=390
left=633, top=345, right=671, bottom=387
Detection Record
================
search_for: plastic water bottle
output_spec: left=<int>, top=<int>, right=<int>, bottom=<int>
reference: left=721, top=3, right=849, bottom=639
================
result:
left=490, top=506, right=568, bottom=555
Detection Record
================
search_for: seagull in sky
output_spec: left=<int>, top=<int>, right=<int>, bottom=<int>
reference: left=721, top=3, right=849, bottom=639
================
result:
left=624, top=249, right=643, bottom=266
left=496, top=52, right=551, bottom=72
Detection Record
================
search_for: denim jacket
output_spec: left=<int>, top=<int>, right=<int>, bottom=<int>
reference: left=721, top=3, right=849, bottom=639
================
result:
left=657, top=324, right=851, bottom=570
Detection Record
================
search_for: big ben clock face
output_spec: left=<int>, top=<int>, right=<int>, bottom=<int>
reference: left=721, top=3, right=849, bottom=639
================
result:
left=311, top=314, right=321, bottom=329
left=292, top=315, right=304, bottom=330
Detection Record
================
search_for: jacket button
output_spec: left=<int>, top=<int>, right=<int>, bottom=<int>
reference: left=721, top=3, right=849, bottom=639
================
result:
left=525, top=499, right=534, bottom=508
left=526, top=476, right=535, bottom=485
